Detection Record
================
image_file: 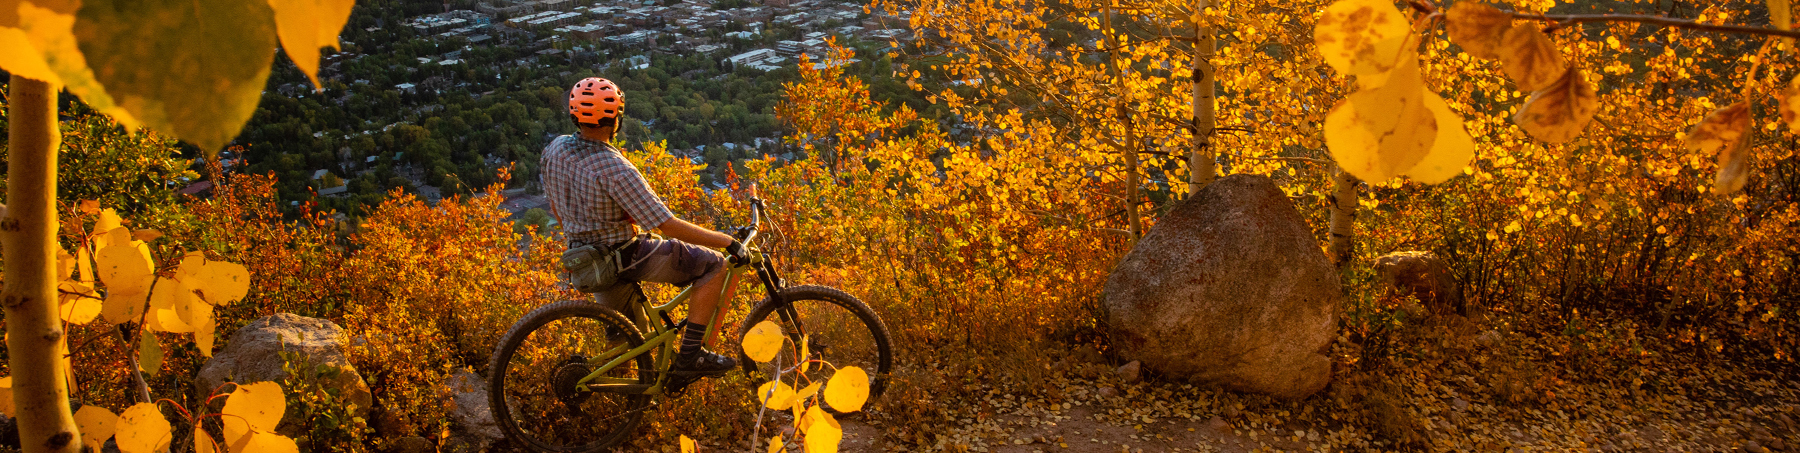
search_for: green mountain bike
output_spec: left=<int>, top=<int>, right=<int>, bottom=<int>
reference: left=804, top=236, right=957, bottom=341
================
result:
left=486, top=197, right=894, bottom=453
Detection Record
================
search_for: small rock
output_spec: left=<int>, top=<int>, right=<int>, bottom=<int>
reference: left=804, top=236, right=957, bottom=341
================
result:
left=1475, top=330, right=1503, bottom=349
left=1373, top=251, right=1463, bottom=316
left=1116, top=361, right=1142, bottom=384
left=1770, top=437, right=1788, bottom=451
left=1096, top=387, right=1119, bottom=399
left=1205, top=416, right=1230, bottom=431
left=1747, top=441, right=1769, bottom=453
left=390, top=436, right=434, bottom=453
left=1452, top=398, right=1469, bottom=412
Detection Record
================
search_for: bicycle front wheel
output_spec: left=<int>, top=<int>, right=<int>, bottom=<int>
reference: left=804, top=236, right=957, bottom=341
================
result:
left=489, top=300, right=654, bottom=453
left=735, top=285, right=893, bottom=413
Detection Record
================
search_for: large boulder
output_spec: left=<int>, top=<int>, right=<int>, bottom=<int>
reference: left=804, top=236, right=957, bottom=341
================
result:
left=1102, top=174, right=1341, bottom=399
left=1373, top=251, right=1462, bottom=317
left=196, top=313, right=373, bottom=426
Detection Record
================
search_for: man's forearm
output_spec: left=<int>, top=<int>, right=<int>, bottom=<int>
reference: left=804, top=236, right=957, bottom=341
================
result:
left=654, top=217, right=733, bottom=248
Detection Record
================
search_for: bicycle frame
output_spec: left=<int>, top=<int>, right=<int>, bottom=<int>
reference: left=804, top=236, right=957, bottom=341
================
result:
left=571, top=199, right=799, bottom=396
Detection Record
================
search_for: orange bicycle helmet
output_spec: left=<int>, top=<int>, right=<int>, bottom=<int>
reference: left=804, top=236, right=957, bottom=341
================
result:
left=568, top=77, right=624, bottom=126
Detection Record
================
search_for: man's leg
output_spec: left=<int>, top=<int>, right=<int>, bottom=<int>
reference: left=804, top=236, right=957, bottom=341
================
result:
left=619, top=238, right=735, bottom=373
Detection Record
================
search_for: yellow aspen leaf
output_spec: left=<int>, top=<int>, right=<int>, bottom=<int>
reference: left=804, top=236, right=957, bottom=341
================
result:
left=1685, top=102, right=1756, bottom=194
left=0, top=26, right=61, bottom=84
left=195, top=304, right=218, bottom=356
left=131, top=229, right=163, bottom=242
left=196, top=431, right=220, bottom=453
left=78, top=246, right=94, bottom=283
left=801, top=406, right=843, bottom=453
left=823, top=366, right=871, bottom=412
left=1685, top=101, right=1752, bottom=155
left=267, top=0, right=355, bottom=90
left=222, top=382, right=287, bottom=448
left=79, top=199, right=100, bottom=214
left=757, top=380, right=798, bottom=410
left=1514, top=67, right=1598, bottom=143
left=768, top=435, right=784, bottom=453
left=146, top=307, right=195, bottom=333
left=0, top=377, right=11, bottom=417
left=1313, top=0, right=1411, bottom=87
left=96, top=241, right=155, bottom=295
left=794, top=381, right=823, bottom=403
left=101, top=289, right=148, bottom=325
left=74, top=405, right=119, bottom=452
left=191, top=260, right=252, bottom=306
left=1498, top=25, right=1565, bottom=91
left=116, top=402, right=171, bottom=453
left=1407, top=91, right=1478, bottom=184
left=57, top=246, right=76, bottom=280
left=231, top=431, right=299, bottom=453
left=58, top=281, right=102, bottom=324
left=743, top=320, right=784, bottom=363
left=1779, top=76, right=1800, bottom=130
left=799, top=334, right=811, bottom=373
left=1445, top=3, right=1514, bottom=60
left=12, top=2, right=141, bottom=127
left=681, top=434, right=697, bottom=453
left=75, top=0, right=280, bottom=151
left=93, top=208, right=124, bottom=247
left=139, top=332, right=163, bottom=377
left=1326, top=52, right=1437, bottom=182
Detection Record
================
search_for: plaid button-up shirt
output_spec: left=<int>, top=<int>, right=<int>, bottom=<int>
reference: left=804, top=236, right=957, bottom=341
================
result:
left=540, top=135, right=674, bottom=246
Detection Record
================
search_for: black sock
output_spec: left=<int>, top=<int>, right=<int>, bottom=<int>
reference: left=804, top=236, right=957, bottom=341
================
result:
left=680, top=322, right=708, bottom=355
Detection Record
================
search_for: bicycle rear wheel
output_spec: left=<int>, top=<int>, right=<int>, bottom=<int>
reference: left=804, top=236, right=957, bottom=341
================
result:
left=734, top=285, right=893, bottom=413
left=489, top=300, right=654, bottom=453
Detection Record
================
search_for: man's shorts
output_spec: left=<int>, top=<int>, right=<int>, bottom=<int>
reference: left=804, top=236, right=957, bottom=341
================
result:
left=615, top=236, right=726, bottom=288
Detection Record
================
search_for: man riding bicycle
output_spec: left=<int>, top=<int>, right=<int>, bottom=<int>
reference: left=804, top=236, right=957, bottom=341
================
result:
left=539, top=77, right=751, bottom=377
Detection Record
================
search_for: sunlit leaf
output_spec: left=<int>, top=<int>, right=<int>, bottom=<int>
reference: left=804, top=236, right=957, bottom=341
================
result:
left=196, top=431, right=220, bottom=453
left=222, top=381, right=286, bottom=448
left=116, top=402, right=171, bottom=453
left=1685, top=101, right=1752, bottom=155
left=231, top=431, right=299, bottom=453
left=1445, top=3, right=1513, bottom=60
left=1313, top=0, right=1411, bottom=87
left=1771, top=0, right=1792, bottom=31
left=757, top=380, right=798, bottom=410
left=101, top=289, right=147, bottom=325
left=1684, top=102, right=1755, bottom=194
left=1498, top=25, right=1565, bottom=91
left=131, top=229, right=163, bottom=242
left=794, top=381, right=822, bottom=402
left=801, top=406, right=842, bottom=453
left=146, top=307, right=194, bottom=333
left=743, top=320, right=784, bottom=363
left=7, top=2, right=140, bottom=127
left=74, top=0, right=280, bottom=152
left=1326, top=52, right=1437, bottom=182
left=57, top=246, right=77, bottom=280
left=183, top=257, right=252, bottom=306
left=194, top=303, right=217, bottom=356
left=79, top=199, right=100, bottom=214
left=768, top=435, right=784, bottom=453
left=823, top=366, right=871, bottom=412
left=74, top=405, right=119, bottom=452
left=799, top=334, right=811, bottom=373
left=680, top=434, right=697, bottom=453
left=95, top=241, right=154, bottom=295
left=58, top=281, right=102, bottom=324
left=138, top=332, right=163, bottom=377
left=1407, top=91, right=1478, bottom=183
left=267, top=0, right=355, bottom=89
left=1514, top=67, right=1598, bottom=144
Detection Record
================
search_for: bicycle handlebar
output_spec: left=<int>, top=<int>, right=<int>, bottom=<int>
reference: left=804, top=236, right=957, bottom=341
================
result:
left=737, top=198, right=763, bottom=245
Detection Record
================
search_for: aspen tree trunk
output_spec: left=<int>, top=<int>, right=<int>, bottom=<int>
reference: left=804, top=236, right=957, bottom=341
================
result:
left=1327, top=167, right=1358, bottom=267
left=4, top=75, right=82, bottom=453
left=1104, top=4, right=1142, bottom=240
left=1188, top=6, right=1217, bottom=195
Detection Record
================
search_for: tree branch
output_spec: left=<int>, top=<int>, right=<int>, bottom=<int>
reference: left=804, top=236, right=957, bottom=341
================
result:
left=1401, top=1, right=1800, bottom=39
